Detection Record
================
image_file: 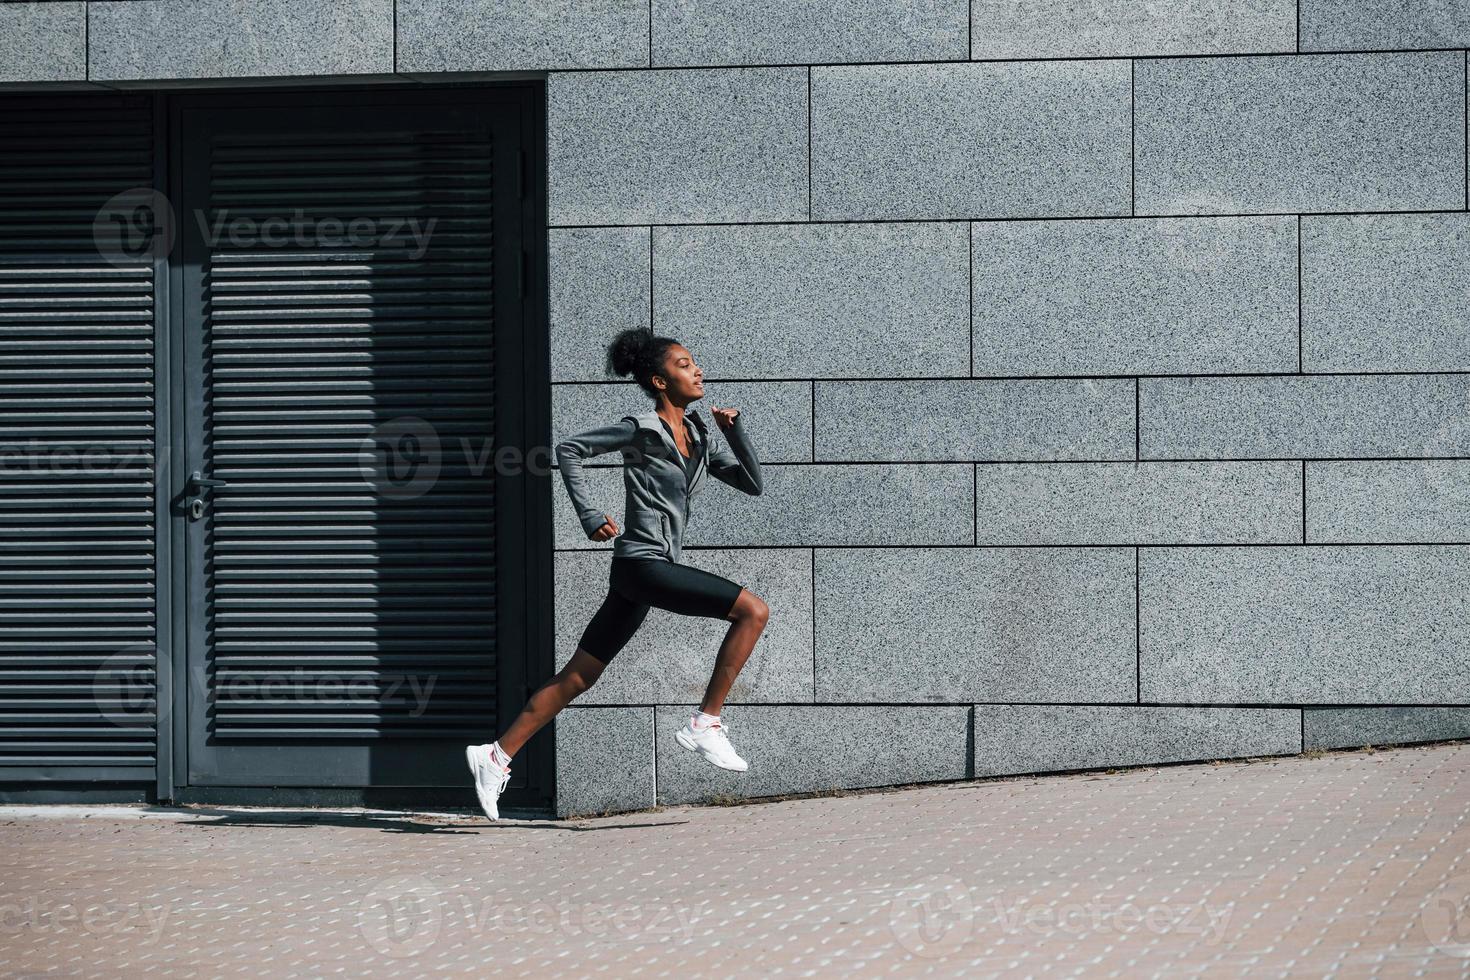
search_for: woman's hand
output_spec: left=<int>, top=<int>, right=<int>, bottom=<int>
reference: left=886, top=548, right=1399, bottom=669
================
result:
left=711, top=406, right=740, bottom=431
left=590, top=515, right=620, bottom=541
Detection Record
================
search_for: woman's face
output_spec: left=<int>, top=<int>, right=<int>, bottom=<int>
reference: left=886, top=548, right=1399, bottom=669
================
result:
left=657, top=344, right=705, bottom=402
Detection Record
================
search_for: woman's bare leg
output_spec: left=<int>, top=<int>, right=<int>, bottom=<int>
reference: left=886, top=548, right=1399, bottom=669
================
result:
left=699, top=588, right=770, bottom=715
left=494, top=649, right=607, bottom=757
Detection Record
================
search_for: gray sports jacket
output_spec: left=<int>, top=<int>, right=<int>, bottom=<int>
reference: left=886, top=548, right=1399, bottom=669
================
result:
left=555, top=407, right=763, bottom=562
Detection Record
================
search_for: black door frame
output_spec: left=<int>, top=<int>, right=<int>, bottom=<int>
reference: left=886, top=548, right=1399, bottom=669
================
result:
left=152, top=81, right=553, bottom=813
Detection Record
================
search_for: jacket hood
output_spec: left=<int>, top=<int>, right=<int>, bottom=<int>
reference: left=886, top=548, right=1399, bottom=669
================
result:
left=627, top=407, right=708, bottom=493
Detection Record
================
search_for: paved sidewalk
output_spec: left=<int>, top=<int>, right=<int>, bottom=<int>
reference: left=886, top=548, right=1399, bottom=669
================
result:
left=1, top=741, right=1467, bottom=978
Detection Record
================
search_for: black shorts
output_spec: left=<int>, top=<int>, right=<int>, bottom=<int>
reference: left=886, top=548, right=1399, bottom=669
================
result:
left=576, top=557, right=745, bottom=665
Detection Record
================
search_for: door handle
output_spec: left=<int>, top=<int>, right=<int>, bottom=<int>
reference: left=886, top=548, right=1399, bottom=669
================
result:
left=189, top=470, right=227, bottom=491
left=185, top=470, right=228, bottom=520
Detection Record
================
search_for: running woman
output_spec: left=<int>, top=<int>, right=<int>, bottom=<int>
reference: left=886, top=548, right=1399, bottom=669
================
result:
left=465, top=328, right=769, bottom=820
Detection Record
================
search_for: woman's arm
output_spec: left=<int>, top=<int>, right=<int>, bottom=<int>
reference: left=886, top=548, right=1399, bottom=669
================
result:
left=707, top=411, right=762, bottom=496
left=555, top=418, right=637, bottom=537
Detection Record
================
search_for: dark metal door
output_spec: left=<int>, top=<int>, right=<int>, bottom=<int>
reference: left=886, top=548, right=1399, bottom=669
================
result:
left=0, top=93, right=163, bottom=785
left=174, top=91, right=533, bottom=789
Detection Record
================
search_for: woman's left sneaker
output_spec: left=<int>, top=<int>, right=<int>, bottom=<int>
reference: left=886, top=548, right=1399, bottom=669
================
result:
left=675, top=717, right=749, bottom=772
left=464, top=744, right=511, bottom=820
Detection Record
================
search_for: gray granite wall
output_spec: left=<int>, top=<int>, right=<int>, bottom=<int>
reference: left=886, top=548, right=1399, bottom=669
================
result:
left=542, top=1, right=1470, bottom=816
left=4, top=1, right=1467, bottom=817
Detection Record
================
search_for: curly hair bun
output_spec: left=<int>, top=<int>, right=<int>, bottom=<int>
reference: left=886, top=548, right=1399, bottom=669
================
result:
left=605, top=327, right=653, bottom=379
left=604, top=328, right=678, bottom=400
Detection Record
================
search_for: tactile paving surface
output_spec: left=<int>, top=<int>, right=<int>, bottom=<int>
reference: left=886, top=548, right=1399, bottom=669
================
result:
left=1, top=742, right=1467, bottom=978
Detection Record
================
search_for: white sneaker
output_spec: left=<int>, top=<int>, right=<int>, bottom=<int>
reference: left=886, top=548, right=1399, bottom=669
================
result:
left=464, top=744, right=511, bottom=820
left=675, top=715, right=749, bottom=772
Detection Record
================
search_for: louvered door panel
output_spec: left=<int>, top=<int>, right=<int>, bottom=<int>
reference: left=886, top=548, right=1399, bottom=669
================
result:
left=0, top=96, right=158, bottom=776
left=181, top=102, right=506, bottom=785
